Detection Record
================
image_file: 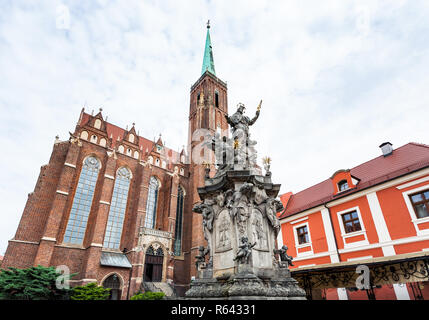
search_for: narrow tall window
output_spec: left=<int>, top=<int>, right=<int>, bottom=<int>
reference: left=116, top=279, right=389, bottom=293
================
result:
left=103, top=167, right=131, bottom=249
left=144, top=177, right=159, bottom=229
left=409, top=190, right=429, bottom=219
left=64, top=156, right=100, bottom=244
left=215, top=92, right=219, bottom=108
left=341, top=210, right=362, bottom=233
left=297, top=226, right=309, bottom=245
left=174, top=186, right=184, bottom=255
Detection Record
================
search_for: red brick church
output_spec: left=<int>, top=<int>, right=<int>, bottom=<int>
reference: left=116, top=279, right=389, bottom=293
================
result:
left=1, top=24, right=229, bottom=299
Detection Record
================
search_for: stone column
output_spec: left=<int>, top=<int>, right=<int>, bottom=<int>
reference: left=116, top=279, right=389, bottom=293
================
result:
left=128, top=162, right=152, bottom=295
left=34, top=141, right=81, bottom=266
left=167, top=174, right=179, bottom=282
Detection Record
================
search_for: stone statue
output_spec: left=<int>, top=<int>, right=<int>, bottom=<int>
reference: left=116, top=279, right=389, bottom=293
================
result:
left=193, top=201, right=215, bottom=266
left=195, top=245, right=209, bottom=268
left=226, top=183, right=254, bottom=235
left=233, top=236, right=256, bottom=264
left=208, top=134, right=234, bottom=178
left=265, top=198, right=283, bottom=237
left=225, top=102, right=261, bottom=140
left=274, top=245, right=294, bottom=267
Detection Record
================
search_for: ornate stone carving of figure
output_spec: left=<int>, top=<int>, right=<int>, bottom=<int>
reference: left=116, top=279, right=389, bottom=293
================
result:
left=218, top=214, right=231, bottom=250
left=226, top=183, right=254, bottom=235
left=225, top=101, right=261, bottom=141
left=233, top=236, right=256, bottom=264
left=253, top=184, right=268, bottom=205
left=195, top=245, right=209, bottom=268
left=274, top=245, right=294, bottom=267
left=208, top=134, right=234, bottom=178
left=252, top=213, right=267, bottom=250
left=265, top=198, right=283, bottom=237
left=193, top=201, right=215, bottom=266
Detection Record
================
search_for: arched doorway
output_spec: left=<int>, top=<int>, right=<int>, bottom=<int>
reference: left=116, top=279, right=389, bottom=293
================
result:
left=102, top=274, right=122, bottom=300
left=144, top=245, right=164, bottom=282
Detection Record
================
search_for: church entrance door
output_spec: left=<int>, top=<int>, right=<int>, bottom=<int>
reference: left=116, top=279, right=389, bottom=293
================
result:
left=144, top=245, right=164, bottom=282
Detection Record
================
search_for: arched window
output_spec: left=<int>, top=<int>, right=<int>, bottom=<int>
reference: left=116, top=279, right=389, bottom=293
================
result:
left=102, top=274, right=121, bottom=300
left=94, top=119, right=102, bottom=129
left=144, top=177, right=159, bottom=229
left=103, top=167, right=131, bottom=249
left=64, top=156, right=100, bottom=244
left=174, top=186, right=184, bottom=255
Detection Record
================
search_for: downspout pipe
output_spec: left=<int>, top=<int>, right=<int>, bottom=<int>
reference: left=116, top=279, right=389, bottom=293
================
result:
left=323, top=203, right=341, bottom=261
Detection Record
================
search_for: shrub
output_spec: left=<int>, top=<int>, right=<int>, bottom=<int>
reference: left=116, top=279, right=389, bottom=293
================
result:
left=130, top=291, right=165, bottom=300
left=70, top=282, right=111, bottom=300
left=0, top=265, right=72, bottom=300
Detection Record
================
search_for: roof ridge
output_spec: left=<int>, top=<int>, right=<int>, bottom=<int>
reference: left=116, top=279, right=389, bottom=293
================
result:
left=349, top=142, right=414, bottom=171
left=409, top=142, right=429, bottom=149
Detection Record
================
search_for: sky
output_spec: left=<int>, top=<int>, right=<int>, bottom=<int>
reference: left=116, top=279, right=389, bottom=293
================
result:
left=1, top=0, right=429, bottom=255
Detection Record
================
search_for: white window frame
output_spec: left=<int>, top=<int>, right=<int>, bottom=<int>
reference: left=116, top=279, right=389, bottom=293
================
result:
left=293, top=222, right=313, bottom=257
left=336, top=206, right=369, bottom=248
left=401, top=184, right=429, bottom=236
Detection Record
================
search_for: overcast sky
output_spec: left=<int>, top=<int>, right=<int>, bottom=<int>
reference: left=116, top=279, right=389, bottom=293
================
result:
left=1, top=0, right=429, bottom=255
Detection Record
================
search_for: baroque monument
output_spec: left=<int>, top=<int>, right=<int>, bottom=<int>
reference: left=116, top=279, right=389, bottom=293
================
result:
left=185, top=102, right=306, bottom=300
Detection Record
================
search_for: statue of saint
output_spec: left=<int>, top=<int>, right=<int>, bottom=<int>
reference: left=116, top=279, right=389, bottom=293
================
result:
left=225, top=101, right=261, bottom=140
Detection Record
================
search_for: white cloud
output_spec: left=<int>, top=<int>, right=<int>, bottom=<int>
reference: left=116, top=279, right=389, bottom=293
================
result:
left=1, top=0, right=429, bottom=254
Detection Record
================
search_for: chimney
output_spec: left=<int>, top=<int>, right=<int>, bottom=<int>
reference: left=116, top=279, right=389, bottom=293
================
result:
left=379, top=142, right=393, bottom=157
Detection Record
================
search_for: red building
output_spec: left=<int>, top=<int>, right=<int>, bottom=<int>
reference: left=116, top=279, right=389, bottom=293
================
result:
left=1, top=24, right=228, bottom=298
left=278, top=142, right=429, bottom=300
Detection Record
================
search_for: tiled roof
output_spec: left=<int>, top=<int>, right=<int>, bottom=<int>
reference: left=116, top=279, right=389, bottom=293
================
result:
left=279, top=143, right=429, bottom=219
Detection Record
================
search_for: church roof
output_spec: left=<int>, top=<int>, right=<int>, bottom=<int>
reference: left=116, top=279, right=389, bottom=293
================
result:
left=79, top=112, right=182, bottom=168
left=201, top=22, right=216, bottom=76
left=279, top=142, right=429, bottom=219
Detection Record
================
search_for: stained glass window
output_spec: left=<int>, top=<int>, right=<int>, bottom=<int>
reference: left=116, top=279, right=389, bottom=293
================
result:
left=63, top=156, right=100, bottom=244
left=144, top=177, right=159, bottom=229
left=103, top=167, right=131, bottom=249
left=174, top=186, right=184, bottom=255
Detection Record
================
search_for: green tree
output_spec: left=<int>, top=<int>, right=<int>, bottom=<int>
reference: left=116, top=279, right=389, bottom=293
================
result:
left=0, top=265, right=72, bottom=300
left=70, top=282, right=111, bottom=300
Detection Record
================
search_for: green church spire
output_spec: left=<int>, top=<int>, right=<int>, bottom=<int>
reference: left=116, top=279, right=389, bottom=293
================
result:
left=201, top=20, right=216, bottom=76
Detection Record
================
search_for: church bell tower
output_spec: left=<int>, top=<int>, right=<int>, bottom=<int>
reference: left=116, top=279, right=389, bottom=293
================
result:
left=187, top=21, right=229, bottom=277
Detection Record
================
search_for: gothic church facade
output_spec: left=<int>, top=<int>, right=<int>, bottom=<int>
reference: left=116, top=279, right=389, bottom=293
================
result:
left=1, top=24, right=228, bottom=298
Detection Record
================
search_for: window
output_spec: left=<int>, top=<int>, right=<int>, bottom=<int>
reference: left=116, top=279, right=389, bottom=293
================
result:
left=215, top=92, right=219, bottom=108
left=144, top=177, right=159, bottom=229
left=174, top=186, right=184, bottom=255
left=80, top=131, right=88, bottom=140
left=103, top=167, right=131, bottom=249
left=338, top=180, right=349, bottom=192
left=99, top=138, right=107, bottom=147
left=103, top=274, right=121, bottom=300
left=94, top=119, right=102, bottom=129
left=128, top=133, right=134, bottom=143
left=64, top=156, right=100, bottom=244
left=341, top=210, right=362, bottom=233
left=296, top=225, right=309, bottom=245
left=409, top=190, right=429, bottom=219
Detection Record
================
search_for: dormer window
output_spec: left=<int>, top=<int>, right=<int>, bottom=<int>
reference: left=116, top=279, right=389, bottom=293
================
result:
left=338, top=180, right=349, bottom=192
